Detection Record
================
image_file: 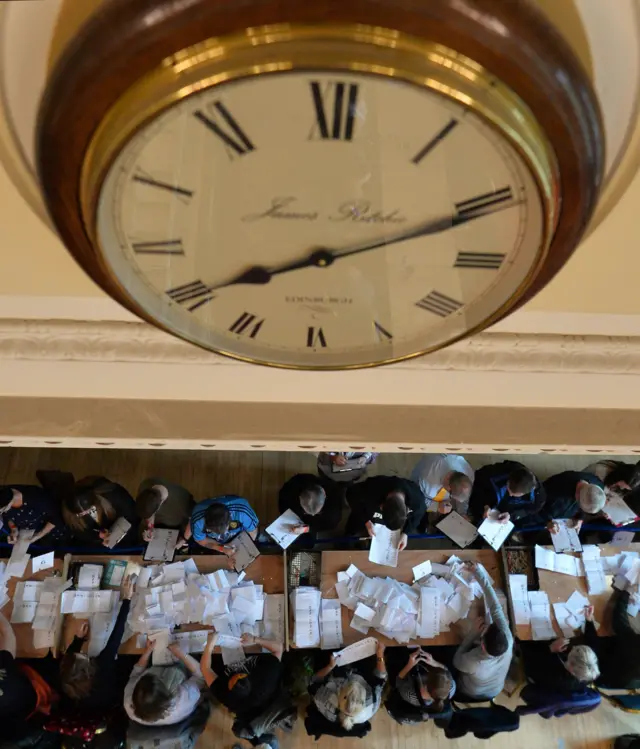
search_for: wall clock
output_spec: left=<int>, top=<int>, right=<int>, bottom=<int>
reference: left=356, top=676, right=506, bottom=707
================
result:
left=37, top=0, right=603, bottom=370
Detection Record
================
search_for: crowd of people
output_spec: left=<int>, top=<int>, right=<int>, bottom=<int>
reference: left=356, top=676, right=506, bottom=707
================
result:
left=1, top=453, right=639, bottom=748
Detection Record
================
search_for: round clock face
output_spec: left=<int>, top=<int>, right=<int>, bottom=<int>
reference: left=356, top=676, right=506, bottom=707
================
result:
left=95, top=70, right=546, bottom=368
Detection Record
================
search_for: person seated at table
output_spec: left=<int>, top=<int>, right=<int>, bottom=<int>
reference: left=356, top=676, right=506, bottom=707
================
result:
left=201, top=632, right=295, bottom=744
left=453, top=561, right=513, bottom=699
left=306, top=640, right=387, bottom=737
left=388, top=648, right=455, bottom=723
left=468, top=460, right=546, bottom=529
left=411, top=454, right=474, bottom=518
left=59, top=575, right=135, bottom=712
left=136, top=477, right=194, bottom=549
left=345, top=476, right=425, bottom=551
left=55, top=474, right=138, bottom=547
left=0, top=484, right=69, bottom=547
left=543, top=471, right=606, bottom=535
left=188, top=495, right=259, bottom=555
left=317, top=452, right=378, bottom=484
left=522, top=636, right=599, bottom=694
left=584, top=598, right=640, bottom=689
left=125, top=640, right=205, bottom=726
left=583, top=460, right=640, bottom=496
left=278, top=474, right=342, bottom=544
left=0, top=610, right=57, bottom=739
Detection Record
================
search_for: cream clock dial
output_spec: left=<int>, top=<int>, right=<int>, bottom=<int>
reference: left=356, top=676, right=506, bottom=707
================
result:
left=95, top=71, right=545, bottom=368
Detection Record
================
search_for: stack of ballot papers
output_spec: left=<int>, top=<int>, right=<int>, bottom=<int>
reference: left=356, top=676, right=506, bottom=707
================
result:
left=124, top=559, right=283, bottom=665
left=320, top=598, right=343, bottom=650
left=581, top=545, right=607, bottom=594
left=528, top=590, right=556, bottom=640
left=535, top=546, right=583, bottom=577
left=7, top=530, right=34, bottom=578
left=333, top=557, right=489, bottom=645
left=369, top=524, right=401, bottom=567
left=606, top=550, right=640, bottom=615
left=477, top=511, right=514, bottom=551
left=552, top=591, right=592, bottom=638
left=551, top=520, right=582, bottom=553
left=11, top=572, right=72, bottom=650
left=291, top=586, right=321, bottom=647
left=509, top=574, right=530, bottom=625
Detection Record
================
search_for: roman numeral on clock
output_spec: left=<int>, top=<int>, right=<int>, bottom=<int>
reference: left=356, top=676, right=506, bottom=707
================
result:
left=412, top=118, right=458, bottom=165
left=228, top=312, right=264, bottom=338
left=415, top=290, right=463, bottom=317
left=374, top=321, right=393, bottom=341
left=455, top=186, right=513, bottom=219
left=132, top=239, right=184, bottom=255
left=194, top=101, right=255, bottom=159
left=454, top=251, right=505, bottom=270
left=307, top=327, right=327, bottom=348
left=132, top=173, right=193, bottom=199
left=166, top=280, right=215, bottom=311
left=310, top=81, right=359, bottom=141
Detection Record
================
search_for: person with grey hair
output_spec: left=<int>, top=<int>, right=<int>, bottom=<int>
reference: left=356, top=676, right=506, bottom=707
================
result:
left=411, top=454, right=474, bottom=517
left=543, top=471, right=606, bottom=535
left=278, top=474, right=342, bottom=545
left=522, top=633, right=600, bottom=694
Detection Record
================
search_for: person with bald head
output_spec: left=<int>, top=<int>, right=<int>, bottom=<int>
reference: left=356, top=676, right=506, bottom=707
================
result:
left=543, top=470, right=606, bottom=536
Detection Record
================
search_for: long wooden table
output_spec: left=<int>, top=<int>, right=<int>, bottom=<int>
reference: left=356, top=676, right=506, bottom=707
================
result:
left=60, top=553, right=285, bottom=655
left=319, top=549, right=503, bottom=649
left=510, top=543, right=640, bottom=640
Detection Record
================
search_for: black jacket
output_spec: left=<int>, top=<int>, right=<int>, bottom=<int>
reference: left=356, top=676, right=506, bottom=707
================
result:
left=469, top=461, right=545, bottom=525
left=346, top=476, right=425, bottom=534
left=278, top=474, right=342, bottom=532
left=542, top=471, right=604, bottom=522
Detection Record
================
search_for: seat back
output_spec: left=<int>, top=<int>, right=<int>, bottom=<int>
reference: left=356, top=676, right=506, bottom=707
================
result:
left=444, top=704, right=519, bottom=739
left=517, top=684, right=601, bottom=718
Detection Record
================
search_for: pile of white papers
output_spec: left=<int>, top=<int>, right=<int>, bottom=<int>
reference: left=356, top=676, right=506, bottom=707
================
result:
left=509, top=574, right=530, bottom=625
left=582, top=545, right=607, bottom=595
left=369, top=524, right=401, bottom=568
left=291, top=586, right=321, bottom=648
left=478, top=511, right=514, bottom=551
left=607, top=550, right=640, bottom=615
left=11, top=571, right=72, bottom=650
left=333, top=558, right=485, bottom=645
left=528, top=590, right=556, bottom=640
left=126, top=559, right=282, bottom=665
left=535, top=546, right=583, bottom=577
left=551, top=520, right=582, bottom=553
left=552, top=591, right=591, bottom=638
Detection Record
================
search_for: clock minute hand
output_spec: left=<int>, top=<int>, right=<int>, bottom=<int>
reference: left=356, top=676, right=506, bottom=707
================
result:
left=329, top=198, right=521, bottom=261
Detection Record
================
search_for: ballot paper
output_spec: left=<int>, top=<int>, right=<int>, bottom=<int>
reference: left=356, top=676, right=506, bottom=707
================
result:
left=104, top=517, right=132, bottom=548
left=320, top=599, right=343, bottom=650
left=221, top=645, right=246, bottom=666
left=11, top=600, right=37, bottom=623
left=553, top=603, right=577, bottom=638
left=509, top=574, right=531, bottom=625
left=265, top=509, right=304, bottom=550
left=551, top=520, right=583, bottom=553
left=535, top=546, right=583, bottom=577
left=603, top=494, right=638, bottom=527
left=78, top=564, right=103, bottom=590
left=436, top=511, right=479, bottom=548
left=369, top=524, right=401, bottom=567
left=7, top=530, right=34, bottom=578
left=566, top=590, right=590, bottom=616
left=417, top=588, right=440, bottom=639
left=582, top=548, right=607, bottom=594
left=262, top=594, right=285, bottom=643
left=291, top=586, right=321, bottom=647
left=333, top=637, right=378, bottom=667
left=144, top=529, right=179, bottom=562
left=478, top=513, right=514, bottom=551
left=231, top=532, right=260, bottom=572
left=31, top=552, right=55, bottom=574
left=528, top=590, right=556, bottom=640
left=412, top=560, right=433, bottom=582
left=611, top=531, right=635, bottom=548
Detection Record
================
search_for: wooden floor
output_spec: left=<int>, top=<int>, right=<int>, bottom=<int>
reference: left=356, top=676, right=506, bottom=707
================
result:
left=2, top=446, right=640, bottom=748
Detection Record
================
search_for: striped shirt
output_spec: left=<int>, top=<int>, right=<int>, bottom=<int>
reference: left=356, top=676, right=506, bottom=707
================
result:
left=190, top=496, right=259, bottom=543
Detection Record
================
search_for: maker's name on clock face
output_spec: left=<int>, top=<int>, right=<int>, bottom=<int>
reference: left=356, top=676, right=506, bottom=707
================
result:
left=96, top=70, right=545, bottom=368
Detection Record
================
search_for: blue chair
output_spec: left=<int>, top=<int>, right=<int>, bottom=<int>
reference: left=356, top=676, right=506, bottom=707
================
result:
left=517, top=684, right=601, bottom=718
left=597, top=688, right=640, bottom=714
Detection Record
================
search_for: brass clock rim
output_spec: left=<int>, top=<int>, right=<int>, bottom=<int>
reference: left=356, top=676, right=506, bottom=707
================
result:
left=79, top=23, right=560, bottom=371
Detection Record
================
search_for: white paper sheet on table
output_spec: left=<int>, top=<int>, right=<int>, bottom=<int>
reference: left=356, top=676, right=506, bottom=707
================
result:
left=368, top=524, right=401, bottom=567
left=603, top=495, right=638, bottom=527
left=436, top=511, right=479, bottom=548
left=417, top=588, right=440, bottom=639
left=172, top=629, right=209, bottom=653
left=11, top=600, right=37, bottom=623
left=508, top=574, right=530, bottom=625
left=566, top=590, right=590, bottom=616
left=611, top=531, right=635, bottom=548
left=333, top=637, right=377, bottom=667
left=478, top=514, right=514, bottom=551
left=78, top=564, right=103, bottom=590
left=232, top=532, right=260, bottom=572
left=31, top=552, right=54, bottom=574
left=412, top=560, right=433, bottom=582
left=292, top=586, right=321, bottom=648
left=265, top=509, right=303, bottom=550
left=33, top=628, right=55, bottom=650
left=535, top=546, right=582, bottom=577
left=354, top=602, right=376, bottom=622
left=551, top=520, right=583, bottom=553
left=320, top=598, right=343, bottom=650
left=144, top=529, right=179, bottom=562
left=105, top=517, right=132, bottom=548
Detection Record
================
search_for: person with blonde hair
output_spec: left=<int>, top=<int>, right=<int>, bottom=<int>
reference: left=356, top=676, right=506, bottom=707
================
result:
left=306, top=640, right=387, bottom=737
left=523, top=631, right=600, bottom=694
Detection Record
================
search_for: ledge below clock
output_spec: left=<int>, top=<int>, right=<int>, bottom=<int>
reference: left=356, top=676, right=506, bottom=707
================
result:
left=0, top=316, right=638, bottom=451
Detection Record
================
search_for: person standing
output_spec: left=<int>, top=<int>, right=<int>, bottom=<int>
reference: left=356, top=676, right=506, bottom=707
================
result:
left=453, top=562, right=513, bottom=699
left=411, top=454, right=474, bottom=517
